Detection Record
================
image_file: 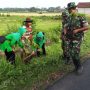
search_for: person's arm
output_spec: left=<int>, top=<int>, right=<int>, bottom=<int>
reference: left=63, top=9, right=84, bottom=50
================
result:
left=73, top=16, right=89, bottom=34
left=5, top=34, right=12, bottom=40
left=0, top=41, right=12, bottom=52
left=73, top=26, right=88, bottom=34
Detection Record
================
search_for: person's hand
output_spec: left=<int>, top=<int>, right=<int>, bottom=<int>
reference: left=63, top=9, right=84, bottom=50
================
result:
left=64, top=29, right=67, bottom=35
left=37, top=49, right=41, bottom=52
left=73, top=29, right=79, bottom=34
left=31, top=51, right=35, bottom=55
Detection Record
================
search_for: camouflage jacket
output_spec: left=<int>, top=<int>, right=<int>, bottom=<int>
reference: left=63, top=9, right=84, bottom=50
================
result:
left=65, top=14, right=88, bottom=40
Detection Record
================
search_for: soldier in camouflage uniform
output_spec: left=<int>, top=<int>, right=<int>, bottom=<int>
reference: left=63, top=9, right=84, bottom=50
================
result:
left=61, top=9, right=71, bottom=64
left=64, top=2, right=88, bottom=74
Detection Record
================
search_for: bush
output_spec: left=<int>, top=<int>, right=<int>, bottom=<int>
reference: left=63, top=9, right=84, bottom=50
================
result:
left=6, top=24, right=19, bottom=34
left=52, top=15, right=62, bottom=20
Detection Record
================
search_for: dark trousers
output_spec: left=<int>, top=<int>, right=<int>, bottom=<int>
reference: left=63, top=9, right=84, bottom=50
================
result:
left=5, top=50, right=15, bottom=65
left=42, top=43, right=46, bottom=55
left=37, top=43, right=46, bottom=57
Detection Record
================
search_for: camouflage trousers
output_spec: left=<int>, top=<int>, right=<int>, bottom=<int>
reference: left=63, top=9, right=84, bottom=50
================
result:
left=61, top=39, right=71, bottom=61
left=64, top=40, right=82, bottom=69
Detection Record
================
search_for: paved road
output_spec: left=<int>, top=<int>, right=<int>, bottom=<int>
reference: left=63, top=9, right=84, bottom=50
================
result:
left=46, top=59, right=90, bottom=90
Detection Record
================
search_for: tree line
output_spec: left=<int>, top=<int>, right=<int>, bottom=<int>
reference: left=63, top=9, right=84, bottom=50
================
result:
left=0, top=6, right=63, bottom=13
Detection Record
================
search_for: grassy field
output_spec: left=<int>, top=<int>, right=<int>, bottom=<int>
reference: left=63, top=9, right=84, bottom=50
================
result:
left=0, top=14, right=90, bottom=90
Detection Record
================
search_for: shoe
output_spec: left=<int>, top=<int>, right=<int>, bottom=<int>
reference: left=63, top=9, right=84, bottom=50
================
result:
left=76, top=66, right=83, bottom=75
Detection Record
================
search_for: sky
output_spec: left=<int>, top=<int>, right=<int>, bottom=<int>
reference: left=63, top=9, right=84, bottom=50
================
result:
left=0, top=0, right=90, bottom=8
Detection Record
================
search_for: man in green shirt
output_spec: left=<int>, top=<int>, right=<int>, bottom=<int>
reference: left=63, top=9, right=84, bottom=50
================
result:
left=24, top=32, right=46, bottom=63
left=0, top=27, right=26, bottom=65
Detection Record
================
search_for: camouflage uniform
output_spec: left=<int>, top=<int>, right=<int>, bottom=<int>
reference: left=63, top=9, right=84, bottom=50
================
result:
left=61, top=9, right=70, bottom=61
left=65, top=2, right=88, bottom=70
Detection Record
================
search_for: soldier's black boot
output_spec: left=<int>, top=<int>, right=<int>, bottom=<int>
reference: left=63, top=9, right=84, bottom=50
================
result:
left=76, top=66, right=83, bottom=75
left=73, top=59, right=83, bottom=74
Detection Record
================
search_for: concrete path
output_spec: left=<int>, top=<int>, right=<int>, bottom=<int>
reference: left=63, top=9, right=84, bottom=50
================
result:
left=46, top=59, right=90, bottom=90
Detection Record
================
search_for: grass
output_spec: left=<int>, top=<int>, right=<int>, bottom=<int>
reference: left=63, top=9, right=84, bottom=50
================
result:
left=0, top=15, right=90, bottom=90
